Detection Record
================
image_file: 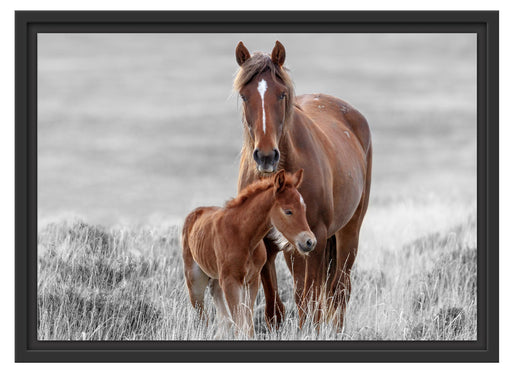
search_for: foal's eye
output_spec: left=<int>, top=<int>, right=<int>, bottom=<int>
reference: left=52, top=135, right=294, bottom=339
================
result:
left=240, top=94, right=248, bottom=102
left=284, top=209, right=293, bottom=216
left=279, top=92, right=286, bottom=100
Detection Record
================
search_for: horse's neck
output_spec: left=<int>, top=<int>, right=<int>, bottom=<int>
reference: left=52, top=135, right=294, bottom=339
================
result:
left=233, top=187, right=275, bottom=247
left=279, top=107, right=310, bottom=167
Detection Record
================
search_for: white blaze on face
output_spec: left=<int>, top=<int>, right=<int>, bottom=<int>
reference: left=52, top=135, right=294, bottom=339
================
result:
left=257, top=79, right=268, bottom=134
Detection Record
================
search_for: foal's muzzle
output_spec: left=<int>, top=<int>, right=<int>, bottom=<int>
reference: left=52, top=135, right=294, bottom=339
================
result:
left=296, top=232, right=317, bottom=254
left=253, top=148, right=280, bottom=173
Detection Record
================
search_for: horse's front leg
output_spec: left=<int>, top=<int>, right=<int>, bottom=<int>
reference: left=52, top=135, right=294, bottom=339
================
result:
left=220, top=275, right=254, bottom=338
left=285, top=226, right=327, bottom=329
left=261, top=238, right=285, bottom=330
left=247, top=273, right=261, bottom=331
left=210, top=279, right=232, bottom=339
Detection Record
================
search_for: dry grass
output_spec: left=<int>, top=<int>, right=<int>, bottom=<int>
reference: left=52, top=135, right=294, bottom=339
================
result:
left=37, top=208, right=477, bottom=341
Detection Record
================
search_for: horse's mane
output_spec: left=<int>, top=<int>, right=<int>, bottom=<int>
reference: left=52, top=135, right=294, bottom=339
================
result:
left=225, top=173, right=294, bottom=210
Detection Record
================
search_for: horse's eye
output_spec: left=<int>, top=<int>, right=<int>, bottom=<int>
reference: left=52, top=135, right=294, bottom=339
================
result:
left=279, top=92, right=286, bottom=100
left=240, top=94, right=248, bottom=102
left=284, top=209, right=293, bottom=216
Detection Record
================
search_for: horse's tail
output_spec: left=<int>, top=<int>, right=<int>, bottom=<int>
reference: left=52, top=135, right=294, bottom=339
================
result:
left=181, top=207, right=205, bottom=255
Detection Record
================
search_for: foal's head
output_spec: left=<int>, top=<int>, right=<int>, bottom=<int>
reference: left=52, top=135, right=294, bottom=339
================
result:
left=234, top=41, right=295, bottom=174
left=271, top=169, right=316, bottom=254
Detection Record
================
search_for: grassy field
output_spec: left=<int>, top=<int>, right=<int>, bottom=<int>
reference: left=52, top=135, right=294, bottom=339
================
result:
left=37, top=34, right=477, bottom=340
left=37, top=202, right=476, bottom=340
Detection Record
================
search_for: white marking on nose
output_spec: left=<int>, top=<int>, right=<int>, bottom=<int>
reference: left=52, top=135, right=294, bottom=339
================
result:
left=257, top=79, right=268, bottom=134
left=295, top=231, right=315, bottom=255
left=344, top=130, right=350, bottom=138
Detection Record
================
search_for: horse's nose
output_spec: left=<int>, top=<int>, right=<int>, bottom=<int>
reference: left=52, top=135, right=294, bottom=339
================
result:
left=253, top=148, right=280, bottom=166
left=272, top=148, right=280, bottom=164
left=297, top=233, right=317, bottom=253
left=304, top=237, right=316, bottom=251
left=253, top=148, right=261, bottom=163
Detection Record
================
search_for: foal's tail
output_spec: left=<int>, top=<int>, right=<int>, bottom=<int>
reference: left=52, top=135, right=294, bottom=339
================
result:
left=181, top=207, right=205, bottom=254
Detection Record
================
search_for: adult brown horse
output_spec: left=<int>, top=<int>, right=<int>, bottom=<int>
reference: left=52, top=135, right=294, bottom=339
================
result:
left=234, top=41, right=372, bottom=332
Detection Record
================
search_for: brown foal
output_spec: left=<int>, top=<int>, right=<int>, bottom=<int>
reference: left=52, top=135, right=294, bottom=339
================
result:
left=182, top=169, right=315, bottom=338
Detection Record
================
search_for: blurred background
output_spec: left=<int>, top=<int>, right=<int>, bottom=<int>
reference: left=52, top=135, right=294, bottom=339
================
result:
left=38, top=33, right=476, bottom=242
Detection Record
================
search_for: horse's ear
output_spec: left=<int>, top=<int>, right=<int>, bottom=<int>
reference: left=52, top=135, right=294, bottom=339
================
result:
left=236, top=41, right=251, bottom=66
left=273, top=169, right=286, bottom=194
left=271, top=40, right=286, bottom=67
left=293, top=168, right=304, bottom=189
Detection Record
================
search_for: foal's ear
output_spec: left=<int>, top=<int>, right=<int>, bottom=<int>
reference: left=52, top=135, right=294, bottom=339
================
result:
left=236, top=41, right=251, bottom=66
left=271, top=40, right=286, bottom=67
left=273, top=169, right=286, bottom=194
left=293, top=168, right=304, bottom=189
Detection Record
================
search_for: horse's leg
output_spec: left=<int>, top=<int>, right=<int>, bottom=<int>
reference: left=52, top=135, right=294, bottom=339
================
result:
left=237, top=282, right=254, bottom=338
left=261, top=238, right=285, bottom=330
left=245, top=275, right=261, bottom=338
left=326, top=228, right=358, bottom=333
left=328, top=147, right=372, bottom=332
left=220, top=276, right=253, bottom=338
left=284, top=226, right=327, bottom=329
left=303, top=238, right=328, bottom=328
left=283, top=250, right=306, bottom=325
left=210, top=279, right=232, bottom=339
left=183, top=250, right=210, bottom=318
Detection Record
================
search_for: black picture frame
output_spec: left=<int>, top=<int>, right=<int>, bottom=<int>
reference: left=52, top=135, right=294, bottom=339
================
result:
left=15, top=10, right=499, bottom=362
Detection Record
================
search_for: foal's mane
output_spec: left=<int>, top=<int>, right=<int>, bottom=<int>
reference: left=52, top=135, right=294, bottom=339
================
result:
left=225, top=173, right=294, bottom=210
left=225, top=177, right=273, bottom=209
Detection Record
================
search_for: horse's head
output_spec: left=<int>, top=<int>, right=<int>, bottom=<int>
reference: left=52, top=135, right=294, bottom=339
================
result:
left=270, top=169, right=316, bottom=254
left=234, top=41, right=295, bottom=174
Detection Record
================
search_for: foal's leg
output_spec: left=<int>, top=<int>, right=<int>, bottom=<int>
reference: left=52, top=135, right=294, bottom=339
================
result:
left=244, top=275, right=261, bottom=338
left=261, top=238, right=285, bottom=330
left=183, top=260, right=210, bottom=318
left=210, top=279, right=232, bottom=339
left=220, top=276, right=253, bottom=338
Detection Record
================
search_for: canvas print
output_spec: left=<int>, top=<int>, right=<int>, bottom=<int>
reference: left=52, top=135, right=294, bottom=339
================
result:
left=37, top=33, right=477, bottom=340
